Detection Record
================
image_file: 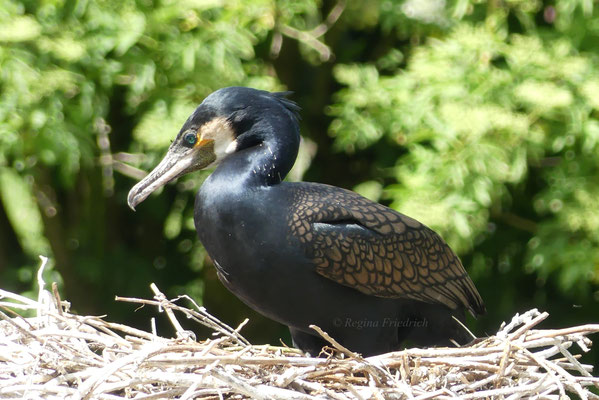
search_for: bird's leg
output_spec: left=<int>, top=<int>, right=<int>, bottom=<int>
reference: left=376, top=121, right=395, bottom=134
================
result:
left=289, top=327, right=329, bottom=356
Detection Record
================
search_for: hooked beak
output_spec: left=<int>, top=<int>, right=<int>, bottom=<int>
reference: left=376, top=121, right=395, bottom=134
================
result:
left=127, top=141, right=215, bottom=210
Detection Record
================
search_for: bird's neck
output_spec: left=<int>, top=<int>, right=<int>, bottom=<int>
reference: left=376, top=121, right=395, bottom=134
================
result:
left=210, top=132, right=299, bottom=189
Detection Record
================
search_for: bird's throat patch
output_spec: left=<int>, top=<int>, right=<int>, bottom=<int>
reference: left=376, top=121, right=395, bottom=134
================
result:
left=198, top=117, right=237, bottom=161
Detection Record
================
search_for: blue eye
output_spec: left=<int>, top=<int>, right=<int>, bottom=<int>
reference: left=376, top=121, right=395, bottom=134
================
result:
left=183, top=132, right=197, bottom=146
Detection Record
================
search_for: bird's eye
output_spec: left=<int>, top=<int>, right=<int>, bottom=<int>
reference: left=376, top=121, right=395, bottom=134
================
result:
left=183, top=132, right=197, bottom=147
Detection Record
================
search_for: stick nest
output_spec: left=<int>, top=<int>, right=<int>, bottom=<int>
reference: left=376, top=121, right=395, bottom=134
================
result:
left=1, top=258, right=598, bottom=399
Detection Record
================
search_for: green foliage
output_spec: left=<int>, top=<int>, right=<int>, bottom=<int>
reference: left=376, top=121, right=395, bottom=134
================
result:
left=0, top=168, right=50, bottom=256
left=0, top=0, right=281, bottom=179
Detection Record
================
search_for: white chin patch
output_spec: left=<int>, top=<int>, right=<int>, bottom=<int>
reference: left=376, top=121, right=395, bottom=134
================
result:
left=199, top=117, right=238, bottom=166
left=224, top=139, right=238, bottom=155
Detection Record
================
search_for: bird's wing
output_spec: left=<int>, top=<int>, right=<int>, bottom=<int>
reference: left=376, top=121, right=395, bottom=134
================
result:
left=287, top=183, right=486, bottom=316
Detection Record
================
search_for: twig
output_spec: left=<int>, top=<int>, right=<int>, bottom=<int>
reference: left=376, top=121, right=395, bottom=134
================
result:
left=150, top=283, right=190, bottom=340
left=271, top=0, right=345, bottom=61
left=309, top=324, right=358, bottom=359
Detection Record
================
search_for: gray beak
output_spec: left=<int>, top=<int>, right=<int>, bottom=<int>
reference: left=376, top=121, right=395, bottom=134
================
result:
left=127, top=141, right=215, bottom=210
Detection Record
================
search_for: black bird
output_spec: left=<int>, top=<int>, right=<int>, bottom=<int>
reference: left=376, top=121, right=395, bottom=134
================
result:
left=127, top=87, right=485, bottom=356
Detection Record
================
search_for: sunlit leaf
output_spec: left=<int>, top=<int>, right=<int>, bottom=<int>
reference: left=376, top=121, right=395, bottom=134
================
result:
left=0, top=16, right=41, bottom=42
left=0, top=168, right=51, bottom=257
left=133, top=100, right=197, bottom=150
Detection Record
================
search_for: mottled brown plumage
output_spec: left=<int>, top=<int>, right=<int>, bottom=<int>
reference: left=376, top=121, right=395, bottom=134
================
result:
left=289, top=183, right=485, bottom=316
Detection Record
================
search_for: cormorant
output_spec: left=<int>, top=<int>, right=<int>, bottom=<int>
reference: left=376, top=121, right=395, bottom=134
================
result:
left=127, top=87, right=485, bottom=356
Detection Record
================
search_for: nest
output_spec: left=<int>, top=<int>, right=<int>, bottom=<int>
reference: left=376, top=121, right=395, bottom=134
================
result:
left=1, top=258, right=598, bottom=399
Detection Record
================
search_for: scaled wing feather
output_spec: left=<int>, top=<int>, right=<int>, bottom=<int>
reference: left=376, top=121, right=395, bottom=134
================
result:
left=288, top=184, right=485, bottom=316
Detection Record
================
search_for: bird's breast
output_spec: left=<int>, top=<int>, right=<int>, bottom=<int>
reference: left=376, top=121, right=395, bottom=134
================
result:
left=194, top=184, right=296, bottom=277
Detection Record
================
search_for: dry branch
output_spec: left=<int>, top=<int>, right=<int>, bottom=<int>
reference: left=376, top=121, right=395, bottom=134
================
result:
left=1, top=257, right=598, bottom=399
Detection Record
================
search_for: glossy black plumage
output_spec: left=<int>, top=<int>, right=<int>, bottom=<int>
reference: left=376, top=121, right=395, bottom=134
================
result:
left=128, top=87, right=485, bottom=356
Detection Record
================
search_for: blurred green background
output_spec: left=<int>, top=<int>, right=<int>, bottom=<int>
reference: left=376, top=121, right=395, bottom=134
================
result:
left=1, top=0, right=598, bottom=365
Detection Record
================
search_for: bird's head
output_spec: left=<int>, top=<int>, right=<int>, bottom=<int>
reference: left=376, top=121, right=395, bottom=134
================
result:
left=127, top=87, right=299, bottom=210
